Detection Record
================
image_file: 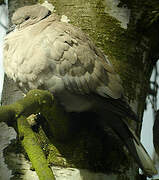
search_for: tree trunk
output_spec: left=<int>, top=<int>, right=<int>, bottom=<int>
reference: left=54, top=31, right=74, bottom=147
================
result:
left=1, top=0, right=159, bottom=179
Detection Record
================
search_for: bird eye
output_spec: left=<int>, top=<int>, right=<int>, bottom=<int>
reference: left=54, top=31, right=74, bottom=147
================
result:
left=25, top=16, right=30, bottom=21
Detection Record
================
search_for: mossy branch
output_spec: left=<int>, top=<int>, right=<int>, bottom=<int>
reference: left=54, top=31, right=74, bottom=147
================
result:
left=0, top=89, right=54, bottom=126
left=17, top=115, right=55, bottom=180
left=0, top=89, right=71, bottom=140
left=0, top=89, right=56, bottom=180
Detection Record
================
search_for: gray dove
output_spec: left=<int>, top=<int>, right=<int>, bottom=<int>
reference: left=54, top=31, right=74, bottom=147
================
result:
left=3, top=4, right=157, bottom=177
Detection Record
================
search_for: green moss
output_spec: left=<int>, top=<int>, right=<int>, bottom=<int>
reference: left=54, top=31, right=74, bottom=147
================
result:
left=17, top=115, right=55, bottom=180
left=38, top=0, right=45, bottom=3
left=40, top=99, right=72, bottom=141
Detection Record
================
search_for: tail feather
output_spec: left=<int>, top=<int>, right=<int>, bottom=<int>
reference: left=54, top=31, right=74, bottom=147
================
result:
left=100, top=112, right=157, bottom=177
left=107, top=98, right=139, bottom=122
left=126, top=127, right=157, bottom=177
left=133, top=138, right=157, bottom=177
left=96, top=95, right=139, bottom=122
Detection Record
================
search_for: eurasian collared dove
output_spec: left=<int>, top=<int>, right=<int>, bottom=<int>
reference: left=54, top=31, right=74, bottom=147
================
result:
left=3, top=4, right=157, bottom=177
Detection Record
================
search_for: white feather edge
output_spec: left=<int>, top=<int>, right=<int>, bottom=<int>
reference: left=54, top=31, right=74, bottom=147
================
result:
left=133, top=138, right=157, bottom=176
left=129, top=127, right=158, bottom=176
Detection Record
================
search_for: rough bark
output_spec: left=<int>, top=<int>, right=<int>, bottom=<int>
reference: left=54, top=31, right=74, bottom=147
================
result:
left=1, top=0, right=159, bottom=179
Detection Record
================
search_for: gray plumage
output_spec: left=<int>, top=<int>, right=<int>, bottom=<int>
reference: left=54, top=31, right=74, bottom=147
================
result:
left=4, top=5, right=123, bottom=112
left=3, top=4, right=157, bottom=176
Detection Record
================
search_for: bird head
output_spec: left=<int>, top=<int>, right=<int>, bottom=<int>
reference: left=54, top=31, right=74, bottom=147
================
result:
left=7, top=4, right=51, bottom=33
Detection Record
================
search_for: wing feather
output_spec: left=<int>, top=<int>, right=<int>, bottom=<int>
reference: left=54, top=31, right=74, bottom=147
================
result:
left=4, top=14, right=124, bottom=100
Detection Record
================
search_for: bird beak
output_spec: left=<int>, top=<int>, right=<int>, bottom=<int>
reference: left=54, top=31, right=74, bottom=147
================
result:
left=6, top=24, right=16, bottom=34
